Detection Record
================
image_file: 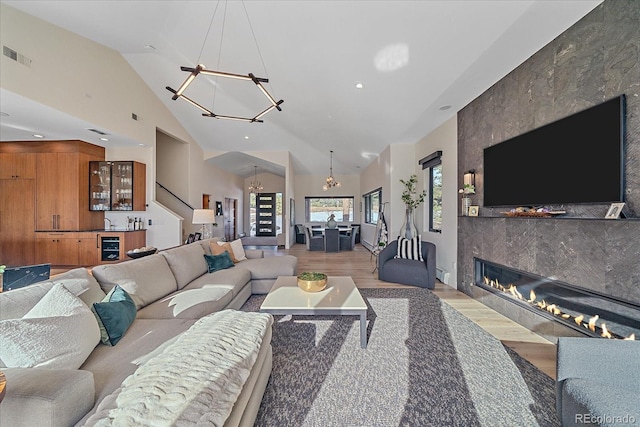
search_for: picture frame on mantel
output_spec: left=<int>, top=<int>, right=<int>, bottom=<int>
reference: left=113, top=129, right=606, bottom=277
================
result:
left=468, top=206, right=479, bottom=217
left=605, top=202, right=625, bottom=219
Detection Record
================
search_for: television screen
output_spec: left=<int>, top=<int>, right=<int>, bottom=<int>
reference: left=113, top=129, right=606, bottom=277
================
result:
left=483, top=95, right=625, bottom=207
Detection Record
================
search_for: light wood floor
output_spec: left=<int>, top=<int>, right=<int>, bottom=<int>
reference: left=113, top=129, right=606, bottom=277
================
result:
left=54, top=242, right=557, bottom=378
left=276, top=243, right=557, bottom=378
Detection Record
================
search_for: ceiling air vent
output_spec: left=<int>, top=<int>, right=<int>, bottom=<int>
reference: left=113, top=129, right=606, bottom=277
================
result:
left=3, top=45, right=32, bottom=68
left=87, top=128, right=109, bottom=136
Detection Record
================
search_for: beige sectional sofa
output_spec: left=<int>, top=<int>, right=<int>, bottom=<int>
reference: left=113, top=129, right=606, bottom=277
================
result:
left=0, top=239, right=297, bottom=427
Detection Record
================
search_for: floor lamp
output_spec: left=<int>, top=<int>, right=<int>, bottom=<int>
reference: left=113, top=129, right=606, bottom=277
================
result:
left=192, top=209, right=216, bottom=239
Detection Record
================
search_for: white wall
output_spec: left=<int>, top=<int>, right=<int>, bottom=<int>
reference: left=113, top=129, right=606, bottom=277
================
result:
left=0, top=4, right=196, bottom=149
left=359, top=147, right=391, bottom=248
left=388, top=144, right=417, bottom=237
left=414, top=116, right=458, bottom=287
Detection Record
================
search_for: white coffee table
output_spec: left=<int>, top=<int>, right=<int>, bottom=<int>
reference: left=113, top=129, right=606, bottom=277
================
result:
left=260, top=276, right=368, bottom=348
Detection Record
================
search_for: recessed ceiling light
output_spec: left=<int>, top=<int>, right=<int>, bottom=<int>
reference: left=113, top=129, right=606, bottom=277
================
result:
left=100, top=137, right=109, bottom=142
left=144, top=45, right=156, bottom=50
left=355, top=82, right=364, bottom=89
left=33, top=134, right=44, bottom=138
left=244, top=135, right=250, bottom=140
left=439, top=105, right=452, bottom=111
left=138, top=143, right=146, bottom=147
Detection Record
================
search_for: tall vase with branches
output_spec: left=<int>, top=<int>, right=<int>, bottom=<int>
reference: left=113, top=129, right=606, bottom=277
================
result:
left=399, top=174, right=426, bottom=239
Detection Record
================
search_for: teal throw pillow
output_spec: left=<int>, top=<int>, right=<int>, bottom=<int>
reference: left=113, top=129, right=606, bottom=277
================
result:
left=91, top=285, right=136, bottom=346
left=204, top=252, right=235, bottom=273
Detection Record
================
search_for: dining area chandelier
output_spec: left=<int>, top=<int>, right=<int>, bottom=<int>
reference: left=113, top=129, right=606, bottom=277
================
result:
left=166, top=1, right=283, bottom=123
left=323, top=150, right=341, bottom=191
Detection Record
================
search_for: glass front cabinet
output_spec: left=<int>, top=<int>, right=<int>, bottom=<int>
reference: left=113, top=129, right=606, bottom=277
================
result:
left=89, top=161, right=146, bottom=211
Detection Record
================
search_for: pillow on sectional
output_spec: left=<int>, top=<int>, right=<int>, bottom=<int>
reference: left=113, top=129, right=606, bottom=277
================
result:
left=227, top=238, right=247, bottom=262
left=91, top=254, right=178, bottom=310
left=0, top=283, right=100, bottom=369
left=92, top=285, right=136, bottom=346
left=0, top=280, right=54, bottom=321
left=210, top=241, right=238, bottom=263
left=395, top=235, right=424, bottom=261
left=204, top=252, right=235, bottom=273
left=52, top=267, right=107, bottom=306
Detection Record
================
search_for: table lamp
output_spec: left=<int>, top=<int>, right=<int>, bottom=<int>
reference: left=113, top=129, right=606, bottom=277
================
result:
left=192, top=209, right=216, bottom=239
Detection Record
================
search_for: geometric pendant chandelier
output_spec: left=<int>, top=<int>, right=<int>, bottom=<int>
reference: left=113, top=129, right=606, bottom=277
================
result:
left=166, top=64, right=284, bottom=123
left=165, top=1, right=283, bottom=123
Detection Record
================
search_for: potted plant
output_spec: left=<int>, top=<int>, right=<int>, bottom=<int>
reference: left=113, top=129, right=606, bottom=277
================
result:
left=399, top=174, right=426, bottom=239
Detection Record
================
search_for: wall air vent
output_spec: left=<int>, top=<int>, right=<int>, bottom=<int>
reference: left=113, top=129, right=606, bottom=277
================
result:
left=87, top=128, right=109, bottom=136
left=3, top=45, right=32, bottom=68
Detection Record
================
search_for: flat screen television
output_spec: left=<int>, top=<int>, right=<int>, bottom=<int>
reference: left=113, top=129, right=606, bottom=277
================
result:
left=483, top=95, right=626, bottom=207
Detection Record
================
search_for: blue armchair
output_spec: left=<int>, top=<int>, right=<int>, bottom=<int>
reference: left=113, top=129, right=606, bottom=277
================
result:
left=377, top=239, right=436, bottom=288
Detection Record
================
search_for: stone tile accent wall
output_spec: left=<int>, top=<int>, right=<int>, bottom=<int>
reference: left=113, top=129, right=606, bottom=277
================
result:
left=457, top=0, right=640, bottom=325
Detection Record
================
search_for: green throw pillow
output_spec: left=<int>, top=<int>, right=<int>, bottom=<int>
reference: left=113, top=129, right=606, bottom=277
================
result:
left=91, top=285, right=136, bottom=346
left=204, top=252, right=235, bottom=273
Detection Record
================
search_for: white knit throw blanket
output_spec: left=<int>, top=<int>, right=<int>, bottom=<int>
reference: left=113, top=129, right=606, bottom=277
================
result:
left=86, top=310, right=273, bottom=427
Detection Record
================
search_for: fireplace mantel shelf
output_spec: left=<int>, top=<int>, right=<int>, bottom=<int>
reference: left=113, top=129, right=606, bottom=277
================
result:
left=459, top=215, right=639, bottom=221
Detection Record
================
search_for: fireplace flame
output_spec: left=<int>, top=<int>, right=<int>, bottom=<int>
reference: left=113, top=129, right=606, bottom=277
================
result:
left=508, top=285, right=523, bottom=300
left=601, top=323, right=612, bottom=339
left=588, top=315, right=599, bottom=332
left=482, top=276, right=636, bottom=340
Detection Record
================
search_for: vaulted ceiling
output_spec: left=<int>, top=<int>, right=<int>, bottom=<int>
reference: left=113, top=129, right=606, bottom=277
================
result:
left=0, top=0, right=601, bottom=176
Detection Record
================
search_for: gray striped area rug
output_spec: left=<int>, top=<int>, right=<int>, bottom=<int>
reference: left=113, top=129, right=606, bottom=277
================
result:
left=240, top=287, right=558, bottom=427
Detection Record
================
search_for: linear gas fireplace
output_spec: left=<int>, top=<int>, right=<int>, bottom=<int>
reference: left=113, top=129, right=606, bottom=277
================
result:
left=474, top=258, right=638, bottom=340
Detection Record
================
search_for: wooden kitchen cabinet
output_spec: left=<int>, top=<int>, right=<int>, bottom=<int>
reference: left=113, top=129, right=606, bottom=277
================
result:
left=34, top=141, right=104, bottom=231
left=35, top=232, right=101, bottom=267
left=77, top=232, right=99, bottom=266
left=0, top=179, right=35, bottom=266
left=35, top=232, right=80, bottom=266
left=89, top=161, right=146, bottom=211
left=0, top=152, right=36, bottom=179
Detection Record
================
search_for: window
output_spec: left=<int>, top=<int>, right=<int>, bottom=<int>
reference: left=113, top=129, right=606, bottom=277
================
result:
left=305, top=197, right=354, bottom=222
left=363, top=188, right=381, bottom=224
left=419, top=151, right=443, bottom=233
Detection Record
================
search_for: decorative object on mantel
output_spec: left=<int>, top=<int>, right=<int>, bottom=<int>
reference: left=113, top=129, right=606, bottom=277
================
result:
left=400, top=174, right=426, bottom=239
left=458, top=184, right=475, bottom=216
left=459, top=170, right=476, bottom=216
left=297, top=272, right=328, bottom=292
left=605, top=202, right=625, bottom=219
left=322, top=150, right=341, bottom=191
left=468, top=205, right=479, bottom=217
left=326, top=213, right=337, bottom=229
left=501, top=207, right=566, bottom=218
left=165, top=3, right=283, bottom=123
left=248, top=166, right=263, bottom=194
